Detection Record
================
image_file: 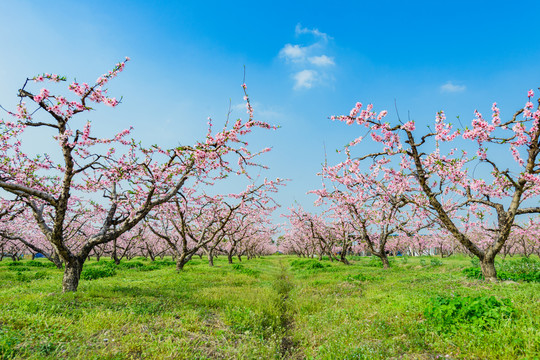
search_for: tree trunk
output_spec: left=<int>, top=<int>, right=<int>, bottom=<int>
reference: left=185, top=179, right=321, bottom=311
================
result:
left=145, top=243, right=155, bottom=261
left=207, top=249, right=214, bottom=267
left=377, top=253, right=390, bottom=269
left=480, top=258, right=498, bottom=282
left=112, top=239, right=120, bottom=265
left=62, top=258, right=84, bottom=292
left=237, top=254, right=242, bottom=262
left=339, top=252, right=350, bottom=265
left=227, top=252, right=233, bottom=264
left=176, top=252, right=188, bottom=271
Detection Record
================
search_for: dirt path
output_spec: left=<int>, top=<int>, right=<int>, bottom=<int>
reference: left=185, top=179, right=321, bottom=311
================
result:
left=275, top=260, right=302, bottom=359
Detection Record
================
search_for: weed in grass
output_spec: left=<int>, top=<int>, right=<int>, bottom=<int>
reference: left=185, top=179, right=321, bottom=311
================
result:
left=365, top=256, right=395, bottom=268
left=424, top=294, right=516, bottom=333
left=290, top=259, right=331, bottom=274
left=8, top=264, right=30, bottom=271
left=0, top=327, right=21, bottom=359
left=152, top=259, right=176, bottom=267
left=116, top=260, right=145, bottom=269
left=345, top=273, right=372, bottom=282
left=463, top=257, right=540, bottom=282
left=231, top=264, right=261, bottom=277
left=80, top=266, right=116, bottom=280
left=430, top=258, right=443, bottom=267
left=24, top=260, right=57, bottom=268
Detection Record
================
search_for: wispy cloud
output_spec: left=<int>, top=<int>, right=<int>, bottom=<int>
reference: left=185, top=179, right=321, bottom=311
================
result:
left=279, top=44, right=308, bottom=63
left=293, top=70, right=318, bottom=90
left=308, top=55, right=334, bottom=67
left=440, top=81, right=466, bottom=93
left=295, top=24, right=331, bottom=42
left=279, top=24, right=335, bottom=90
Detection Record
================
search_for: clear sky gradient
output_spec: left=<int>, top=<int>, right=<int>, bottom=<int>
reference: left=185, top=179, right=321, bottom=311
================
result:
left=1, top=0, right=540, bottom=223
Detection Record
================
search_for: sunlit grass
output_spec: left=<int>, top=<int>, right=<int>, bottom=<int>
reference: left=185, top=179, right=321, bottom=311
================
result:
left=0, top=255, right=538, bottom=359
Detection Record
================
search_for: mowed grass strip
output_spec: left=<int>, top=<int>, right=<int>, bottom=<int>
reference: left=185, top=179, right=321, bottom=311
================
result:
left=0, top=255, right=539, bottom=359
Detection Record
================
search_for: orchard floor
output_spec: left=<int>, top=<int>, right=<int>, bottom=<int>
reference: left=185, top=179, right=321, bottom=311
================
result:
left=0, top=255, right=538, bottom=359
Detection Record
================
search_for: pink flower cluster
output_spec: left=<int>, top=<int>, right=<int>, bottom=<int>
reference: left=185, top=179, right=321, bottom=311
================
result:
left=434, top=111, right=459, bottom=142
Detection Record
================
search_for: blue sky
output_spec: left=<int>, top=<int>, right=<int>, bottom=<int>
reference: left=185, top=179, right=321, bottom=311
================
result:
left=1, top=0, right=540, bottom=223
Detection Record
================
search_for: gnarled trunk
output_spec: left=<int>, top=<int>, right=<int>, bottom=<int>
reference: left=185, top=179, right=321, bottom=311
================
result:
left=176, top=252, right=190, bottom=271
left=62, top=258, right=84, bottom=292
left=373, top=252, right=390, bottom=269
left=480, top=258, right=497, bottom=282
left=339, top=252, right=350, bottom=265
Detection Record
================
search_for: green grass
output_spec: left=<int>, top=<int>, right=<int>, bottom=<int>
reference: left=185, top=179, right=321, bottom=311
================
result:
left=0, top=255, right=538, bottom=359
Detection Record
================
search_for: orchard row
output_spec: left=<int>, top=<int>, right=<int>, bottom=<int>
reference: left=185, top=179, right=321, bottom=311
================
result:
left=281, top=86, right=540, bottom=282
left=0, top=60, right=280, bottom=292
left=1, top=60, right=540, bottom=291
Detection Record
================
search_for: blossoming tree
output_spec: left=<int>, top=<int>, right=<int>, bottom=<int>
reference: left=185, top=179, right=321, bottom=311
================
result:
left=0, top=59, right=275, bottom=291
left=330, top=88, right=540, bottom=280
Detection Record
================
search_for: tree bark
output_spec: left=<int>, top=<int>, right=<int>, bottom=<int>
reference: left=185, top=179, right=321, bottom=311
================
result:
left=207, top=249, right=214, bottom=267
left=176, top=257, right=186, bottom=271
left=376, top=253, right=390, bottom=269
left=339, top=251, right=350, bottom=265
left=62, top=258, right=84, bottom=292
left=480, top=258, right=497, bottom=282
left=176, top=252, right=191, bottom=271
left=112, top=238, right=120, bottom=265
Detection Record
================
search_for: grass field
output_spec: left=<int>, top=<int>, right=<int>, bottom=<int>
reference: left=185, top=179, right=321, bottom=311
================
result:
left=0, top=255, right=539, bottom=359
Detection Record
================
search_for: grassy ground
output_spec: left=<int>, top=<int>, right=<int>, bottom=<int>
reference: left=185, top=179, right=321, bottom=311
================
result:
left=0, top=255, right=538, bottom=359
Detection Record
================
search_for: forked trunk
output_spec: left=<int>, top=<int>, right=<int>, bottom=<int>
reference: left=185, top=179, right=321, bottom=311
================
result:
left=62, top=258, right=84, bottom=292
left=49, top=251, right=64, bottom=269
left=176, top=253, right=188, bottom=271
left=339, top=252, right=350, bottom=265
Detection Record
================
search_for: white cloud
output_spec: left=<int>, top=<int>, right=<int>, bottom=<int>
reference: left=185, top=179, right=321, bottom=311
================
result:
left=308, top=55, right=335, bottom=67
left=293, top=70, right=318, bottom=90
left=295, top=24, right=330, bottom=42
left=279, top=25, right=334, bottom=90
left=279, top=44, right=308, bottom=62
left=440, top=81, right=466, bottom=93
